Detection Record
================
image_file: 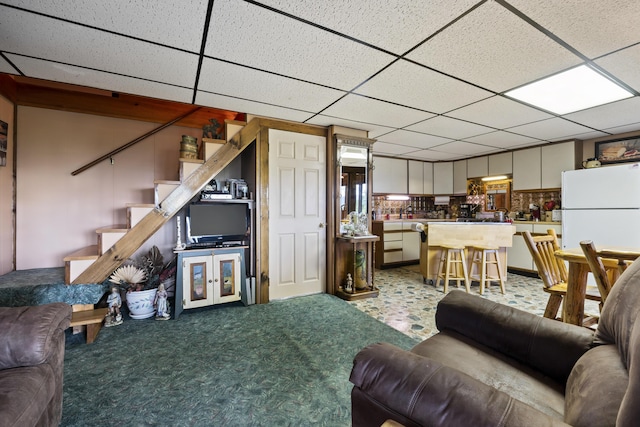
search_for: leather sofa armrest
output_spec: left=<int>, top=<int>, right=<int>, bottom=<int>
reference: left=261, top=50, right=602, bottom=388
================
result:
left=435, top=291, right=594, bottom=383
left=350, top=342, right=571, bottom=427
left=0, top=303, right=72, bottom=369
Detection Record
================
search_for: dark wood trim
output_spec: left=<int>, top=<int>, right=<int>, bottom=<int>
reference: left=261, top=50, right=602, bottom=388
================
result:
left=0, top=75, right=18, bottom=103
left=258, top=126, right=270, bottom=304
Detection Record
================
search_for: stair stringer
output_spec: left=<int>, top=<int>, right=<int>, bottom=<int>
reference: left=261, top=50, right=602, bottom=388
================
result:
left=72, top=118, right=261, bottom=284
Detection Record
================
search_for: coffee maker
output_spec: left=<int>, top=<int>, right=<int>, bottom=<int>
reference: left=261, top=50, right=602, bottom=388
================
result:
left=459, top=204, right=472, bottom=218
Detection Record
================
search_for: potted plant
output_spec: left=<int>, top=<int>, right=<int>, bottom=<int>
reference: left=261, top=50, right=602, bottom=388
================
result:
left=108, top=246, right=176, bottom=320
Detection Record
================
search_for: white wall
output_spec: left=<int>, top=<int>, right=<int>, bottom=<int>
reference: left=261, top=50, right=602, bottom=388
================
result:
left=0, top=95, right=14, bottom=274
left=15, top=106, right=203, bottom=269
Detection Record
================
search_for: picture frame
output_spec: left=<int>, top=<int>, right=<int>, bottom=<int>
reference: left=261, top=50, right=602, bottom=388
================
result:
left=190, top=262, right=207, bottom=301
left=595, top=136, right=640, bottom=164
left=219, top=259, right=235, bottom=297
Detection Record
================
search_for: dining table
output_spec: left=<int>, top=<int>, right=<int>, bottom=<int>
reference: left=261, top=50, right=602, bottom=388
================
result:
left=555, top=246, right=640, bottom=326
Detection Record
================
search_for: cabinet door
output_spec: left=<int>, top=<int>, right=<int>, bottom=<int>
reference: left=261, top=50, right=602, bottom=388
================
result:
left=408, top=160, right=424, bottom=194
left=513, top=147, right=541, bottom=190
left=402, top=231, right=421, bottom=261
left=453, top=160, right=467, bottom=194
left=433, top=162, right=453, bottom=195
left=373, top=156, right=407, bottom=194
left=182, top=255, right=214, bottom=309
left=213, top=252, right=242, bottom=304
left=541, top=141, right=577, bottom=189
left=467, top=156, right=488, bottom=178
left=507, top=234, right=535, bottom=271
left=423, top=162, right=434, bottom=195
left=488, top=152, right=513, bottom=175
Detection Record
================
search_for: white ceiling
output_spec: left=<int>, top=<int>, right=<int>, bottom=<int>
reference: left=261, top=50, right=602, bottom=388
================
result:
left=1, top=0, right=640, bottom=161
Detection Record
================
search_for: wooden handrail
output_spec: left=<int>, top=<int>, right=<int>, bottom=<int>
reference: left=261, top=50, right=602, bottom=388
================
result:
left=71, top=106, right=202, bottom=176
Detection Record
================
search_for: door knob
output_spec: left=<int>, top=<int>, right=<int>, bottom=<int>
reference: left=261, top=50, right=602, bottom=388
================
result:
left=319, top=222, right=326, bottom=228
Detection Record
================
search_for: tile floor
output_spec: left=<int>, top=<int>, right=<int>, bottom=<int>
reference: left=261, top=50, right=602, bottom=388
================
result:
left=349, top=265, right=600, bottom=342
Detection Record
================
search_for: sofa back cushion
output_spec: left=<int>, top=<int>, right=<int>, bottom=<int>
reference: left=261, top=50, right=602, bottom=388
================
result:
left=565, top=344, right=627, bottom=427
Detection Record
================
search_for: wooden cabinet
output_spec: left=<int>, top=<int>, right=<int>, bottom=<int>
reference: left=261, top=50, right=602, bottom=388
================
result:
left=175, top=247, right=247, bottom=318
left=453, top=160, right=467, bottom=194
left=489, top=152, right=513, bottom=175
left=373, top=156, right=407, bottom=194
left=541, top=141, right=579, bottom=189
left=335, top=235, right=380, bottom=300
left=408, top=160, right=424, bottom=194
left=433, top=162, right=453, bottom=195
left=423, top=162, right=434, bottom=195
left=513, top=147, right=542, bottom=190
left=467, top=156, right=488, bottom=178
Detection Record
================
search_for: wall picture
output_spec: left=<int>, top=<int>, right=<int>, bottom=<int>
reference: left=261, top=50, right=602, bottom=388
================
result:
left=190, top=262, right=207, bottom=301
left=596, top=136, right=640, bottom=164
left=0, top=119, right=7, bottom=167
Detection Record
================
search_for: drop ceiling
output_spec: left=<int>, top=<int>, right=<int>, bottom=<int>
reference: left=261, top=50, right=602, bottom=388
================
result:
left=1, top=0, right=640, bottom=161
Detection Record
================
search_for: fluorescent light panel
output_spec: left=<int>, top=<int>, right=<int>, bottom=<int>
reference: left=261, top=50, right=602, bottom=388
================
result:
left=505, top=65, right=633, bottom=115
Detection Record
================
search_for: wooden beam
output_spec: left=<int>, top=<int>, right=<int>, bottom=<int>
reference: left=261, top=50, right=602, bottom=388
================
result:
left=72, top=118, right=262, bottom=284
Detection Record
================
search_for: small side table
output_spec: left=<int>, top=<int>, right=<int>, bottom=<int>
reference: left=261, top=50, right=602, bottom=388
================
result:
left=335, top=234, right=380, bottom=301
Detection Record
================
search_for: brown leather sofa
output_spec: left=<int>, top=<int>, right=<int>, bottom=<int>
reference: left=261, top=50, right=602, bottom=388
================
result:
left=0, top=303, right=72, bottom=427
left=350, top=258, right=640, bottom=426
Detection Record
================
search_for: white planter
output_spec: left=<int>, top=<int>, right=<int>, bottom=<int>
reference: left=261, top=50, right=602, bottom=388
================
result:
left=125, top=288, right=157, bottom=319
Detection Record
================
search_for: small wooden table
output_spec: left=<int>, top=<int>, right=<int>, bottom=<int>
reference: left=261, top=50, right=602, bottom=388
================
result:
left=555, top=247, right=640, bottom=326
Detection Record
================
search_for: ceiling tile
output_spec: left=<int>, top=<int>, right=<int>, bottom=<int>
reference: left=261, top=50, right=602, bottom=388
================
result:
left=447, top=96, right=553, bottom=129
left=304, top=115, right=394, bottom=137
left=406, top=1, right=581, bottom=92
left=406, top=116, right=495, bottom=139
left=0, top=56, right=17, bottom=74
left=506, top=117, right=594, bottom=141
left=206, top=0, right=394, bottom=91
left=321, top=94, right=434, bottom=128
left=8, top=55, right=194, bottom=103
left=602, top=122, right=640, bottom=135
left=0, top=7, right=199, bottom=87
left=430, top=141, right=496, bottom=156
left=375, top=129, right=452, bottom=149
left=354, top=59, right=492, bottom=114
left=371, top=142, right=421, bottom=156
left=596, top=44, right=640, bottom=93
left=198, top=58, right=345, bottom=112
left=463, top=131, right=540, bottom=149
left=551, top=130, right=609, bottom=142
left=256, top=0, right=480, bottom=55
left=507, top=0, right=640, bottom=59
left=406, top=150, right=464, bottom=161
left=563, top=97, right=640, bottom=130
left=196, top=91, right=315, bottom=123
left=1, top=0, right=209, bottom=52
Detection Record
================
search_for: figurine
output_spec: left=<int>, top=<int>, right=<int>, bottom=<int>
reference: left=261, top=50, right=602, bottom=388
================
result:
left=345, top=273, right=353, bottom=293
left=154, top=283, right=170, bottom=320
left=105, top=286, right=123, bottom=327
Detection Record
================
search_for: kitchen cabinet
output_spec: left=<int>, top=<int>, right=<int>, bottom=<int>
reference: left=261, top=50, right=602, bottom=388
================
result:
left=408, top=160, right=424, bottom=194
left=541, top=141, right=579, bottom=189
left=175, top=247, right=247, bottom=318
left=372, top=221, right=421, bottom=268
left=453, top=160, right=467, bottom=194
left=489, top=152, right=513, bottom=175
left=373, top=156, right=407, bottom=194
left=513, top=147, right=542, bottom=190
left=467, top=156, right=488, bottom=178
left=423, top=162, right=434, bottom=195
left=433, top=162, right=453, bottom=195
left=507, top=222, right=562, bottom=273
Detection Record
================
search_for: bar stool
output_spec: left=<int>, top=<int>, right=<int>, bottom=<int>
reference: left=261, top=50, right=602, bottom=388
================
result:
left=436, top=245, right=470, bottom=293
left=468, top=246, right=505, bottom=294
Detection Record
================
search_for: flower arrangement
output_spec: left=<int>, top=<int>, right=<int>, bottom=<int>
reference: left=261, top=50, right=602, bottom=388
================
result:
left=108, top=246, right=177, bottom=294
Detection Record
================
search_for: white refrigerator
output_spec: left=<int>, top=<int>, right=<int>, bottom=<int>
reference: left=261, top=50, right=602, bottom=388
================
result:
left=561, top=163, right=640, bottom=249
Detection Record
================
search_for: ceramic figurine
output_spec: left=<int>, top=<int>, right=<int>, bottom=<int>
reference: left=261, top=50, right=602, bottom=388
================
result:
left=154, top=283, right=170, bottom=320
left=345, top=273, right=353, bottom=293
left=105, top=286, right=123, bottom=327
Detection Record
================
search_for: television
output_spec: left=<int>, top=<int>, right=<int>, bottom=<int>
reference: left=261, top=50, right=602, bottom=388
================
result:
left=185, top=202, right=250, bottom=247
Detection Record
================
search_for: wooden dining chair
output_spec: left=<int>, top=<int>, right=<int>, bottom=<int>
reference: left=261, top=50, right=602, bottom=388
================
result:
left=580, top=240, right=632, bottom=306
left=522, top=229, right=601, bottom=321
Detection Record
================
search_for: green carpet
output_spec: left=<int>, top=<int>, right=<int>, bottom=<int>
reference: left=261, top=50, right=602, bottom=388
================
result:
left=62, top=294, right=418, bottom=426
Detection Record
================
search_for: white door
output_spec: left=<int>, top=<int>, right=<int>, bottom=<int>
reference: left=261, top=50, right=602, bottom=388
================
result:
left=269, top=130, right=326, bottom=300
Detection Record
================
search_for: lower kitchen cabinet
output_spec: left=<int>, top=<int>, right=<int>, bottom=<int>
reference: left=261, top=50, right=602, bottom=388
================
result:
left=507, top=223, right=562, bottom=273
left=373, top=221, right=421, bottom=268
left=175, top=247, right=247, bottom=318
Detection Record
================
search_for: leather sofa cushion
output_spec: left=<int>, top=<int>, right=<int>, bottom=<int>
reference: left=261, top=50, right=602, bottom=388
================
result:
left=411, top=330, right=565, bottom=419
left=565, top=344, right=627, bottom=427
left=0, top=364, right=56, bottom=426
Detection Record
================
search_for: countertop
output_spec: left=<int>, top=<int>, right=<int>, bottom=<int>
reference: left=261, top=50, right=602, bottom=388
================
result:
left=373, top=219, right=560, bottom=225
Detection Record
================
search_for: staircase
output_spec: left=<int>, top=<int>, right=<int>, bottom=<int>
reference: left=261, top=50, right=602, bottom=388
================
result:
left=63, top=119, right=248, bottom=285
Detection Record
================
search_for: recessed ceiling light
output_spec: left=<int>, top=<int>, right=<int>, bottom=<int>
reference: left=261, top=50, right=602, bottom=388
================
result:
left=505, top=65, right=633, bottom=115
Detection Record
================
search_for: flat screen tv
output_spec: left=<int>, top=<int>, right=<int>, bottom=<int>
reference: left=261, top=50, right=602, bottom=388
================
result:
left=186, top=202, right=250, bottom=246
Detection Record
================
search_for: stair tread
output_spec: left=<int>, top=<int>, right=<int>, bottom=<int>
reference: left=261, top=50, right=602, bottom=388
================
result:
left=225, top=119, right=246, bottom=126
left=180, top=157, right=204, bottom=164
left=70, top=308, right=108, bottom=326
left=202, top=138, right=225, bottom=144
left=126, top=203, right=155, bottom=208
left=96, top=224, right=128, bottom=233
left=63, top=245, right=99, bottom=261
left=154, top=180, right=180, bottom=185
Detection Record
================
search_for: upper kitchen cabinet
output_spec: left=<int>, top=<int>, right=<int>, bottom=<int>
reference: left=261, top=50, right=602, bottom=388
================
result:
left=408, top=160, right=424, bottom=194
left=467, top=156, right=488, bottom=178
left=433, top=162, right=454, bottom=195
left=423, top=162, right=434, bottom=195
left=488, top=152, right=513, bottom=175
left=453, top=160, right=467, bottom=194
left=541, top=141, right=581, bottom=189
left=373, top=156, right=407, bottom=194
left=513, top=141, right=581, bottom=191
